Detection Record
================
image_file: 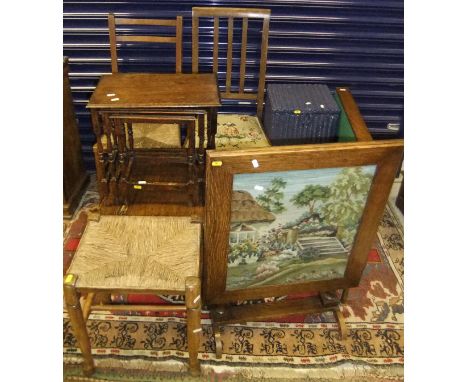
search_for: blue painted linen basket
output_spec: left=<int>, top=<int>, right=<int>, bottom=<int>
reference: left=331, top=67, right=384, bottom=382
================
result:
left=263, top=84, right=341, bottom=145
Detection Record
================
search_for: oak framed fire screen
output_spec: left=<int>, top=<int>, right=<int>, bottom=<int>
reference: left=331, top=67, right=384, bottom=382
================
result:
left=203, top=139, right=404, bottom=305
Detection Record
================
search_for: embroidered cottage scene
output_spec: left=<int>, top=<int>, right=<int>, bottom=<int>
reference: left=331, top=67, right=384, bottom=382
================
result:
left=227, top=165, right=377, bottom=290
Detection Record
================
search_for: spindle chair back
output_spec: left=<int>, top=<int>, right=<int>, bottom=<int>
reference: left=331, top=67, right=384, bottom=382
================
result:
left=191, top=7, right=271, bottom=118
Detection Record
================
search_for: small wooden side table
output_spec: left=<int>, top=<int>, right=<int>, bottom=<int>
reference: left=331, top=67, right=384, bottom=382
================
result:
left=87, top=73, right=221, bottom=205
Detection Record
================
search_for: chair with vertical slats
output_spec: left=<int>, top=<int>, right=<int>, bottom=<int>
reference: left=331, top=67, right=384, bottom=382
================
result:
left=191, top=7, right=272, bottom=151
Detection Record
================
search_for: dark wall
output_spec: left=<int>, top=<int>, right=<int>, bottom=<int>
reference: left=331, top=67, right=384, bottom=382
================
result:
left=63, top=0, right=404, bottom=170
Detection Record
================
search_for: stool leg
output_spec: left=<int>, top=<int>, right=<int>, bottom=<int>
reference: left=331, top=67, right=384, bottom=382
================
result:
left=185, top=276, right=201, bottom=376
left=63, top=275, right=95, bottom=376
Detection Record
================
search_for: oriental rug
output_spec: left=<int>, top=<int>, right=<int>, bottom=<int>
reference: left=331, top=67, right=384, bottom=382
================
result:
left=63, top=180, right=404, bottom=381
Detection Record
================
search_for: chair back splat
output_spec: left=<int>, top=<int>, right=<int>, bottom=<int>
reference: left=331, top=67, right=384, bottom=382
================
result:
left=108, top=14, right=183, bottom=73
left=191, top=7, right=271, bottom=119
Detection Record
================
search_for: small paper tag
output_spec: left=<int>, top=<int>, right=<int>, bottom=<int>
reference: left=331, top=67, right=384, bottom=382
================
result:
left=134, top=185, right=142, bottom=190
left=137, top=181, right=147, bottom=185
left=212, top=161, right=223, bottom=167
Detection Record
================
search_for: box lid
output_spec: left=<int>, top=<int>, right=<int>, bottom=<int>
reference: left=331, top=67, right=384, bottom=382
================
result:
left=266, top=84, right=340, bottom=114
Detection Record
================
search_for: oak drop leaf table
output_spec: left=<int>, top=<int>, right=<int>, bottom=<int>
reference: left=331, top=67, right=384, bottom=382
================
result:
left=87, top=73, right=221, bottom=206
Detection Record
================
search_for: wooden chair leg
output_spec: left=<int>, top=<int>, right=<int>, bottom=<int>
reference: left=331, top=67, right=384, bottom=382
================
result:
left=64, top=274, right=95, bottom=376
left=185, top=276, right=201, bottom=376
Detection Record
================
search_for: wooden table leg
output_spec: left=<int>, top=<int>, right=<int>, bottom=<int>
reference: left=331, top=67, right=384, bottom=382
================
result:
left=112, top=119, right=128, bottom=205
left=197, top=114, right=205, bottom=164
left=195, top=114, right=206, bottom=205
left=185, top=276, right=201, bottom=376
left=207, top=107, right=218, bottom=149
left=187, top=121, right=198, bottom=206
left=91, top=110, right=109, bottom=201
left=63, top=275, right=95, bottom=376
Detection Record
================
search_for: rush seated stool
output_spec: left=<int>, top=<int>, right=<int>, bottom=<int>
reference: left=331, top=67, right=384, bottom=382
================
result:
left=63, top=215, right=203, bottom=376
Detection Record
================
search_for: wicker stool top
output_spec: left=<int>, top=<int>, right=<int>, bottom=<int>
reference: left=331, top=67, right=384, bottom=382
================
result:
left=67, top=216, right=201, bottom=292
left=132, top=123, right=181, bottom=149
left=94, top=123, right=181, bottom=152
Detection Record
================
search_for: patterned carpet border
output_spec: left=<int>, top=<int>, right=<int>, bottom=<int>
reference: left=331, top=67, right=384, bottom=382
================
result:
left=64, top=181, right=403, bottom=380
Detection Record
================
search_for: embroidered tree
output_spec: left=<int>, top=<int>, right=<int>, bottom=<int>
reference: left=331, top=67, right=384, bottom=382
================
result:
left=256, top=177, right=287, bottom=214
left=290, top=184, right=331, bottom=215
left=321, top=167, right=374, bottom=247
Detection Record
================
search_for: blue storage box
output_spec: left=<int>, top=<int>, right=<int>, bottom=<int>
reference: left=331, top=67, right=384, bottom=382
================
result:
left=263, top=84, right=341, bottom=145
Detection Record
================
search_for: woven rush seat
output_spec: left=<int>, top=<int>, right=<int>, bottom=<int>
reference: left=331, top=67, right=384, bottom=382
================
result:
left=67, top=216, right=200, bottom=291
left=93, top=123, right=182, bottom=153
left=131, top=123, right=182, bottom=149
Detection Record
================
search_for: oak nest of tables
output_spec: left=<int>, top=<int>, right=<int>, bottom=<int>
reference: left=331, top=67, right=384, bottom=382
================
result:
left=87, top=73, right=221, bottom=207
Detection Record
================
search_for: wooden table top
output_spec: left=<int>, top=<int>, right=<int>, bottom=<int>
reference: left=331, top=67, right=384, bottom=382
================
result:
left=87, top=73, right=221, bottom=109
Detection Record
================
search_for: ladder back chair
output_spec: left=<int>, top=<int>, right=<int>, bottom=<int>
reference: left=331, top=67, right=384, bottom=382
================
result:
left=191, top=7, right=270, bottom=119
left=95, top=13, right=185, bottom=159
left=94, top=15, right=206, bottom=206
left=64, top=214, right=203, bottom=376
left=106, top=13, right=185, bottom=151
left=108, top=14, right=183, bottom=73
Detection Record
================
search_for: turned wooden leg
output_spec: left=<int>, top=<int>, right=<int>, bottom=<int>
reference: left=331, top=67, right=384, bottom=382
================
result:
left=207, top=108, right=217, bottom=149
left=63, top=274, right=95, bottom=376
left=81, top=293, right=95, bottom=321
left=93, top=151, right=108, bottom=204
left=334, top=308, right=348, bottom=341
left=109, top=176, right=118, bottom=205
left=187, top=120, right=197, bottom=207
left=185, top=276, right=201, bottom=376
left=91, top=110, right=108, bottom=203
